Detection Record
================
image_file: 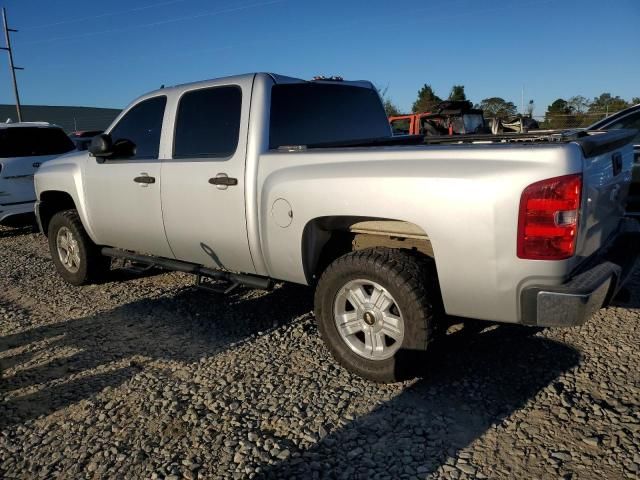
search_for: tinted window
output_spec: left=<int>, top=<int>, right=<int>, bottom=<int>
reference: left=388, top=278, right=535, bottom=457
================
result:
left=269, top=83, right=390, bottom=148
left=608, top=112, right=640, bottom=144
left=0, top=127, right=75, bottom=157
left=109, top=96, right=166, bottom=159
left=174, top=86, right=242, bottom=158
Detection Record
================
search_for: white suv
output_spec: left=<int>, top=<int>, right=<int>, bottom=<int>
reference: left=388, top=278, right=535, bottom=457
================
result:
left=0, top=122, right=74, bottom=226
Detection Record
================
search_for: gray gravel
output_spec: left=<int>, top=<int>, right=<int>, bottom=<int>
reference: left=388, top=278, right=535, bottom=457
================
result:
left=1, top=224, right=639, bottom=479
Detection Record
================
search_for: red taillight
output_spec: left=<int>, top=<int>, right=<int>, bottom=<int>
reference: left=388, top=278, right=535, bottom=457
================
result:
left=517, top=174, right=582, bottom=260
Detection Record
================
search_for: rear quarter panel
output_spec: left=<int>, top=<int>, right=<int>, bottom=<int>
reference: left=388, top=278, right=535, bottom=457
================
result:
left=257, top=143, right=585, bottom=324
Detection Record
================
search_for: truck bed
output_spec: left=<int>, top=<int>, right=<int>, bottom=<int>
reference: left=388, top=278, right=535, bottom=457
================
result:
left=279, top=129, right=636, bottom=159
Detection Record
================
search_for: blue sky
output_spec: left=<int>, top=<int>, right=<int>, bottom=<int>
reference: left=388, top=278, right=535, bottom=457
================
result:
left=0, top=0, right=638, bottom=115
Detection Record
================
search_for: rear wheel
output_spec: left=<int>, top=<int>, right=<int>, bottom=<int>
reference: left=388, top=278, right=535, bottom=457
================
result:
left=48, top=210, right=110, bottom=285
left=314, top=248, right=439, bottom=383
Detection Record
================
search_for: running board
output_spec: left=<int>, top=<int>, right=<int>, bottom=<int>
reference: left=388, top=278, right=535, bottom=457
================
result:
left=101, top=247, right=273, bottom=291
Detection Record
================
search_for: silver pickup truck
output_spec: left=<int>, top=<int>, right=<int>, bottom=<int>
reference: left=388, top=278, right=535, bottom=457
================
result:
left=34, top=73, right=638, bottom=382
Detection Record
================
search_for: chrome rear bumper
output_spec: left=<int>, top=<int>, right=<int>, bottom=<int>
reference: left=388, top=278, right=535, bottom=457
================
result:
left=521, top=219, right=640, bottom=327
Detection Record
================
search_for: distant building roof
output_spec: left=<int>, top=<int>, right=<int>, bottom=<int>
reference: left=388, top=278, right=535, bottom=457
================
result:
left=0, top=104, right=121, bottom=133
left=0, top=121, right=56, bottom=128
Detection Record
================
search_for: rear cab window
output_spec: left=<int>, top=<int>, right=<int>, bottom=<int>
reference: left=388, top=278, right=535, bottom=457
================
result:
left=269, top=82, right=390, bottom=148
left=0, top=127, right=75, bottom=158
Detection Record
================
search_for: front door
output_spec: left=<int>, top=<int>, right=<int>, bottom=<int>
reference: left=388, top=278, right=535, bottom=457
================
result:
left=161, top=80, right=255, bottom=274
left=83, top=95, right=173, bottom=258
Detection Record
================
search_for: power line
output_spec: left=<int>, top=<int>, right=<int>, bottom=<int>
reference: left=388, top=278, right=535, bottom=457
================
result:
left=25, top=0, right=286, bottom=45
left=25, top=0, right=191, bottom=30
left=1, top=7, right=23, bottom=122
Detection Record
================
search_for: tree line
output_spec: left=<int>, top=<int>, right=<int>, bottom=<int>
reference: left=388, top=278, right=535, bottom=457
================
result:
left=382, top=84, right=638, bottom=128
left=543, top=94, right=640, bottom=128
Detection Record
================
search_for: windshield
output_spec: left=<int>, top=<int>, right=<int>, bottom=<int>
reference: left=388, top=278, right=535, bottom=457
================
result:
left=0, top=127, right=75, bottom=157
left=269, top=82, right=390, bottom=148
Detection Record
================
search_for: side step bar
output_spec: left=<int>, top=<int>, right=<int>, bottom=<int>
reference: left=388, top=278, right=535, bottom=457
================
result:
left=101, top=247, right=273, bottom=291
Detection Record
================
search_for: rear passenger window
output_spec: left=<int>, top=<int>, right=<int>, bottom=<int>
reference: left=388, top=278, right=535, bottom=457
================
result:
left=173, top=86, right=242, bottom=159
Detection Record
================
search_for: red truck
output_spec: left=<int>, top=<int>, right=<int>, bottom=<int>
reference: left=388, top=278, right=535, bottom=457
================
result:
left=389, top=101, right=487, bottom=136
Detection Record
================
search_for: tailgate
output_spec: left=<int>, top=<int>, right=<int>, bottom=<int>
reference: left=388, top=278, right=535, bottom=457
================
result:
left=575, top=129, right=636, bottom=258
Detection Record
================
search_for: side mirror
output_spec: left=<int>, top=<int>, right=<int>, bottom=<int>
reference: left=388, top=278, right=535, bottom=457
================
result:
left=88, top=134, right=113, bottom=161
left=112, top=138, right=136, bottom=158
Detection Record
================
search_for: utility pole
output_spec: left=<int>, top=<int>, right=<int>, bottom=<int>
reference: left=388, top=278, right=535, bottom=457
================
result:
left=1, top=8, right=23, bottom=122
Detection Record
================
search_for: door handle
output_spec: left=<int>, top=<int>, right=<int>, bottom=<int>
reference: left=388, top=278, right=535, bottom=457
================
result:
left=133, top=174, right=155, bottom=184
left=209, top=176, right=237, bottom=186
left=209, top=174, right=238, bottom=190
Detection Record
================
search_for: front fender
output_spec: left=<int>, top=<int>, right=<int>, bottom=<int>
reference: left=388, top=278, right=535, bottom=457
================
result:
left=35, top=153, right=97, bottom=242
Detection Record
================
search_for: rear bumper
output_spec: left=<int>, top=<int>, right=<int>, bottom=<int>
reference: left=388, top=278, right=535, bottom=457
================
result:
left=521, top=218, right=640, bottom=327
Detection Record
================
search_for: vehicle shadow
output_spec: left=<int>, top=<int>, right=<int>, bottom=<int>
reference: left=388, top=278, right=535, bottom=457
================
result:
left=0, top=283, right=313, bottom=429
left=1, top=282, right=581, bottom=478
left=0, top=225, right=35, bottom=239
left=257, top=325, right=580, bottom=479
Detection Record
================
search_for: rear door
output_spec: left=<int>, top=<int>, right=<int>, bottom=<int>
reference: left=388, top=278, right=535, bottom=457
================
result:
left=160, top=79, right=255, bottom=273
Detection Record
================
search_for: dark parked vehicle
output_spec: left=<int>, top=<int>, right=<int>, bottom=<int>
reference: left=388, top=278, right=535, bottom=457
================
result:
left=588, top=104, right=640, bottom=213
left=69, top=130, right=103, bottom=151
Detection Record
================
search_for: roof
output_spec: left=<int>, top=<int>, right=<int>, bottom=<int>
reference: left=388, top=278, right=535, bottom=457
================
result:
left=0, top=121, right=60, bottom=129
left=141, top=72, right=375, bottom=99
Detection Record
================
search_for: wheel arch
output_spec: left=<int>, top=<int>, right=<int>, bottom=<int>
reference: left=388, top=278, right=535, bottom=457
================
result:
left=301, top=216, right=435, bottom=284
left=38, top=190, right=77, bottom=236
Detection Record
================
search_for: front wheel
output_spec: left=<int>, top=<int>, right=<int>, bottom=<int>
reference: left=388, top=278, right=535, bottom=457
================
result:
left=314, top=248, right=439, bottom=383
left=48, top=210, right=110, bottom=285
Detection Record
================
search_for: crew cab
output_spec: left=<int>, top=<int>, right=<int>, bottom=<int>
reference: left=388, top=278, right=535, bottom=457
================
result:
left=34, top=73, right=639, bottom=382
left=0, top=122, right=75, bottom=226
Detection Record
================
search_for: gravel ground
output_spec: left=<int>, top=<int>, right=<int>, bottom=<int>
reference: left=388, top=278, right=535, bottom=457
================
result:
left=1, top=224, right=639, bottom=479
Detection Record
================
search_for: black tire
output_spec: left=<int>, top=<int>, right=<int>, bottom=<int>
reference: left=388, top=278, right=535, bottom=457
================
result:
left=314, top=248, right=439, bottom=383
left=47, top=209, right=110, bottom=285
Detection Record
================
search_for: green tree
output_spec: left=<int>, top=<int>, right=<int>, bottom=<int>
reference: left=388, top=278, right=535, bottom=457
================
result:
left=567, top=95, right=590, bottom=114
left=543, top=98, right=576, bottom=129
left=376, top=84, right=401, bottom=117
left=588, top=93, right=630, bottom=115
left=546, top=98, right=573, bottom=116
left=412, top=84, right=442, bottom=113
left=383, top=98, right=401, bottom=117
left=477, top=97, right=517, bottom=118
left=567, top=96, right=594, bottom=127
left=631, top=97, right=640, bottom=105
left=448, top=85, right=467, bottom=102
